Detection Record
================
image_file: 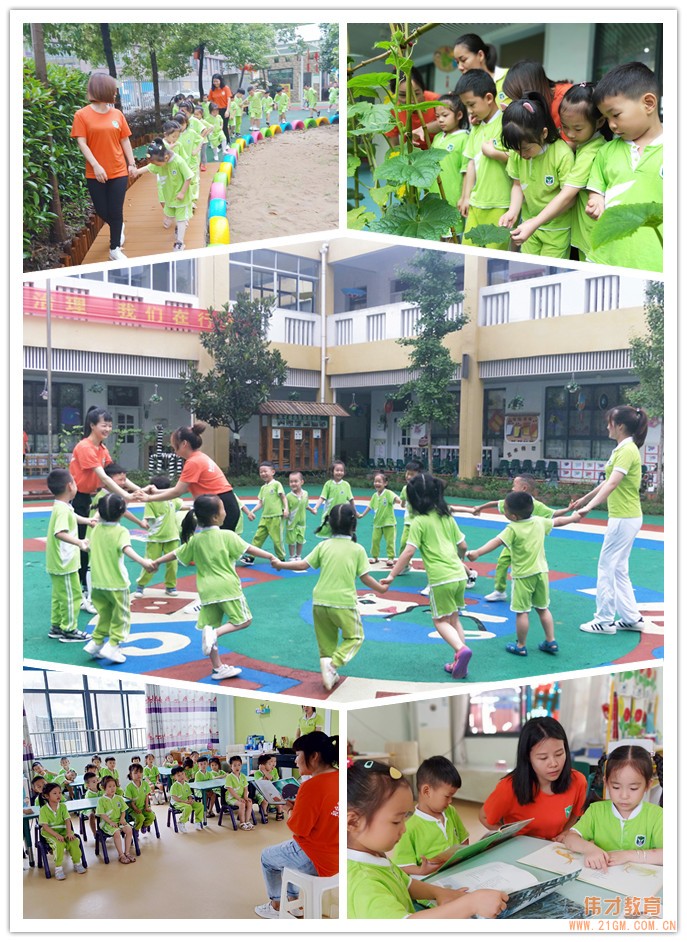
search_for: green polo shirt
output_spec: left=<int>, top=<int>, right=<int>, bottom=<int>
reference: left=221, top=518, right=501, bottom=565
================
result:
left=46, top=501, right=80, bottom=575
left=507, top=139, right=575, bottom=229
left=497, top=497, right=554, bottom=519
left=170, top=781, right=193, bottom=806
left=369, top=489, right=398, bottom=529
left=96, top=793, right=127, bottom=821
left=605, top=440, right=642, bottom=518
left=143, top=498, right=182, bottom=542
left=38, top=801, right=71, bottom=833
left=304, top=536, right=370, bottom=608
left=124, top=779, right=151, bottom=810
left=258, top=479, right=286, bottom=517
left=562, top=132, right=606, bottom=254
left=90, top=522, right=131, bottom=590
left=407, top=513, right=467, bottom=586
left=225, top=771, right=248, bottom=798
left=464, top=110, right=512, bottom=209
left=391, top=805, right=469, bottom=867
left=348, top=850, right=414, bottom=918
left=497, top=516, right=554, bottom=579
left=572, top=800, right=662, bottom=852
left=175, top=528, right=249, bottom=605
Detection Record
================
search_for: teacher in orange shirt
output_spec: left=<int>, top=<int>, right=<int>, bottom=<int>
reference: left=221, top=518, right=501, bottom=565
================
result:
left=208, top=73, right=233, bottom=143
left=70, top=73, right=137, bottom=262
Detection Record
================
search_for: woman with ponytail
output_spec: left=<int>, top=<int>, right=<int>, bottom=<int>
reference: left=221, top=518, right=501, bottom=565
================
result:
left=572, top=406, right=650, bottom=635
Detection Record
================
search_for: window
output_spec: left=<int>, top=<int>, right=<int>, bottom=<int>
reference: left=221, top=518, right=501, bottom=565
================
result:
left=467, top=683, right=561, bottom=735
left=23, top=380, right=83, bottom=454
left=74, top=261, right=196, bottom=296
left=544, top=382, right=640, bottom=460
left=483, top=388, right=506, bottom=450
left=593, top=24, right=662, bottom=83
left=531, top=283, right=561, bottom=319
left=108, top=386, right=140, bottom=406
left=229, top=251, right=320, bottom=312
left=366, top=312, right=386, bottom=342
left=335, top=318, right=353, bottom=345
left=284, top=317, right=314, bottom=345
left=585, top=275, right=620, bottom=313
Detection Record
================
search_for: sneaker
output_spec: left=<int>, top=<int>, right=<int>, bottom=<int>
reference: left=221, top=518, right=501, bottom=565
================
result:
left=108, top=246, right=127, bottom=261
left=48, top=625, right=62, bottom=639
left=239, top=554, right=255, bottom=566
left=57, top=627, right=90, bottom=643
left=83, top=638, right=104, bottom=659
left=80, top=597, right=97, bottom=614
left=484, top=590, right=507, bottom=602
left=214, top=150, right=220, bottom=161
left=133, top=587, right=144, bottom=598
left=579, top=619, right=616, bottom=635
left=612, top=617, right=645, bottom=632
left=195, top=822, right=204, bottom=831
left=451, top=646, right=473, bottom=679
left=320, top=658, right=340, bottom=691
left=200, top=164, right=207, bottom=171
left=466, top=569, right=478, bottom=588
left=119, top=222, right=126, bottom=247
left=212, top=664, right=242, bottom=680
left=173, top=242, right=185, bottom=251
left=165, top=587, right=179, bottom=596
left=55, top=866, right=66, bottom=881
left=101, top=642, right=127, bottom=663
left=255, top=901, right=282, bottom=919
left=419, top=585, right=431, bottom=597
left=202, top=626, right=218, bottom=656
left=177, top=822, right=187, bottom=833
left=74, top=862, right=86, bottom=874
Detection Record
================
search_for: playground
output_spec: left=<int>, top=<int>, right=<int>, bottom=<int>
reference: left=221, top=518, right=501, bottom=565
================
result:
left=23, top=491, right=664, bottom=704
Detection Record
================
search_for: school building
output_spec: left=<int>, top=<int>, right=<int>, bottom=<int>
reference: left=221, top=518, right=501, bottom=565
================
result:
left=22, top=236, right=661, bottom=487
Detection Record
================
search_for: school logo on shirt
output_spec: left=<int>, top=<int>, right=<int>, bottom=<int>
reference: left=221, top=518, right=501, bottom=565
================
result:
left=446, top=143, right=454, bottom=151
left=171, top=169, right=178, bottom=176
left=544, top=175, right=555, bottom=186
left=635, top=834, right=647, bottom=847
left=112, top=119, right=120, bottom=129
left=565, top=805, right=573, bottom=818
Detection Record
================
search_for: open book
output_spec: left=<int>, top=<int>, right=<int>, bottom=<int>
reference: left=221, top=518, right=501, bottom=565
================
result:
left=252, top=776, right=300, bottom=804
left=421, top=818, right=534, bottom=879
left=517, top=843, right=663, bottom=898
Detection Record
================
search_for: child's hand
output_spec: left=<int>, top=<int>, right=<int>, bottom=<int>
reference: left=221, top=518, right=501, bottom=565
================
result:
left=469, top=889, right=510, bottom=918
left=283, top=509, right=289, bottom=518
left=176, top=193, right=185, bottom=201
left=570, top=511, right=582, bottom=523
left=416, top=855, right=443, bottom=875
left=54, top=834, right=65, bottom=843
left=86, top=518, right=98, bottom=528
left=465, top=550, right=477, bottom=562
left=142, top=559, right=157, bottom=572
left=78, top=539, right=90, bottom=552
left=380, top=576, right=394, bottom=587
left=376, top=583, right=388, bottom=595
left=584, top=848, right=610, bottom=871
left=510, top=219, right=538, bottom=246
left=498, top=210, right=518, bottom=229
left=458, top=197, right=471, bottom=217
left=606, top=850, right=634, bottom=866
left=586, top=193, right=605, bottom=219
left=270, top=557, right=283, bottom=570
left=247, top=511, right=255, bottom=521
left=481, top=139, right=500, bottom=159
left=140, top=519, right=150, bottom=530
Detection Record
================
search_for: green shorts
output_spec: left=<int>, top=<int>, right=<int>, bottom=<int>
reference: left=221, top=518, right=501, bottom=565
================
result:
left=429, top=580, right=466, bottom=618
left=463, top=206, right=511, bottom=250
left=198, top=597, right=252, bottom=628
left=285, top=525, right=306, bottom=544
left=164, top=202, right=194, bottom=221
left=511, top=573, right=550, bottom=613
left=521, top=225, right=571, bottom=259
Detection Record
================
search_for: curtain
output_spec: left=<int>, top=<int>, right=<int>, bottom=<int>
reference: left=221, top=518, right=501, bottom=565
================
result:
left=559, top=674, right=611, bottom=752
left=145, top=685, right=220, bottom=762
left=23, top=707, right=35, bottom=803
left=450, top=693, right=471, bottom=767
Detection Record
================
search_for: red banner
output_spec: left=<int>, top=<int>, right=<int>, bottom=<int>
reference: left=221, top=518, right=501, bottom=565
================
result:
left=23, top=286, right=213, bottom=332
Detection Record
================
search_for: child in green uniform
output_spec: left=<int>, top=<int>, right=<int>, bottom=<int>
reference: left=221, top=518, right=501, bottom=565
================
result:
left=562, top=746, right=662, bottom=868
left=500, top=93, right=575, bottom=258
left=254, top=754, right=282, bottom=821
left=154, top=494, right=277, bottom=681
left=456, top=70, right=512, bottom=251
left=192, top=756, right=215, bottom=816
left=38, top=783, right=86, bottom=880
left=392, top=756, right=469, bottom=876
left=82, top=494, right=156, bottom=664
left=429, top=94, right=469, bottom=238
left=83, top=771, right=100, bottom=839
left=262, top=93, right=275, bottom=124
left=398, top=461, right=422, bottom=570
left=347, top=761, right=509, bottom=919
left=143, top=754, right=164, bottom=804
left=303, top=85, right=318, bottom=118
left=327, top=82, right=339, bottom=112
left=172, top=106, right=204, bottom=206
left=310, top=460, right=356, bottom=539
left=247, top=87, right=263, bottom=131
left=271, top=503, right=387, bottom=691
left=97, top=775, right=136, bottom=863
left=382, top=474, right=473, bottom=679
left=208, top=756, right=225, bottom=815
left=473, top=474, right=570, bottom=602
left=508, top=84, right=609, bottom=260
left=90, top=463, right=149, bottom=530
left=102, top=756, right=125, bottom=795
left=358, top=472, right=400, bottom=565
left=252, top=461, right=289, bottom=561
left=125, top=762, right=156, bottom=833
left=585, top=62, right=663, bottom=272
left=229, top=90, right=245, bottom=138
left=131, top=139, right=194, bottom=251
left=169, top=766, right=205, bottom=831
left=285, top=470, right=309, bottom=560
left=275, top=87, right=290, bottom=122
left=206, top=102, right=226, bottom=159
left=134, top=474, right=183, bottom=597
left=193, top=104, right=212, bottom=169
left=467, top=490, right=580, bottom=656
left=45, top=469, right=94, bottom=643
left=225, top=755, right=253, bottom=828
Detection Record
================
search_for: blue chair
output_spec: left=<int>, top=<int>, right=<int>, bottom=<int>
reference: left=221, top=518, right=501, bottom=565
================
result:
left=94, top=821, right=140, bottom=863
left=546, top=461, right=559, bottom=481
left=35, top=826, right=88, bottom=879
left=521, top=459, right=534, bottom=475
left=534, top=459, right=547, bottom=478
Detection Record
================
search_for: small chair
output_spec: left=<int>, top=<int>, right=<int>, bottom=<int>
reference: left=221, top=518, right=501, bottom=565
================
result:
left=35, top=826, right=88, bottom=880
left=94, top=823, right=140, bottom=863
left=395, top=458, right=404, bottom=472
left=509, top=459, right=521, bottom=478
left=521, top=459, right=534, bottom=474
left=166, top=805, right=201, bottom=832
left=495, top=459, right=510, bottom=477
left=279, top=868, right=339, bottom=919
left=140, top=816, right=161, bottom=839
left=384, top=740, right=420, bottom=793
left=546, top=461, right=559, bottom=481
left=217, top=801, right=258, bottom=830
left=534, top=459, right=547, bottom=478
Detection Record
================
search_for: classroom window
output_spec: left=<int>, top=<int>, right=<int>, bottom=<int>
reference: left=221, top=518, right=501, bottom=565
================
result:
left=229, top=251, right=320, bottom=312
left=23, top=380, right=83, bottom=454
left=468, top=688, right=524, bottom=736
left=544, top=382, right=639, bottom=460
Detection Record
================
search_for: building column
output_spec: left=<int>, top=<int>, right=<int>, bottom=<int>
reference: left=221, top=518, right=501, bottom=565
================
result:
left=457, top=254, right=488, bottom=478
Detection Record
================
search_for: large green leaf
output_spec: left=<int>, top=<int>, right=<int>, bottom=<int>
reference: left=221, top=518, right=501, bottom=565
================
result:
left=347, top=206, right=377, bottom=230
left=369, top=185, right=394, bottom=207
left=374, top=149, right=444, bottom=188
left=348, top=102, right=395, bottom=135
left=368, top=196, right=462, bottom=240
left=464, top=223, right=512, bottom=247
left=347, top=71, right=394, bottom=90
left=347, top=154, right=361, bottom=177
left=590, top=202, right=663, bottom=250
left=385, top=51, right=413, bottom=71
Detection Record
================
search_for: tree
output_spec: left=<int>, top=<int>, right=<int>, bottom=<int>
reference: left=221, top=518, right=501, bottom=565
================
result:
left=627, top=280, right=664, bottom=480
left=395, top=250, right=467, bottom=473
left=318, top=22, right=339, bottom=75
left=181, top=295, right=288, bottom=469
left=29, top=23, right=66, bottom=244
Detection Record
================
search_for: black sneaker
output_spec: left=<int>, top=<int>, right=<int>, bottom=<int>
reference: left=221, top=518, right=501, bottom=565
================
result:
left=239, top=554, right=255, bottom=566
left=48, top=625, right=62, bottom=639
left=56, top=627, right=91, bottom=643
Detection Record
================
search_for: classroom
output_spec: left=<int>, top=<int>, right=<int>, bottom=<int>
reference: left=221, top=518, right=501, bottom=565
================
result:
left=347, top=667, right=665, bottom=920
left=22, top=668, right=339, bottom=920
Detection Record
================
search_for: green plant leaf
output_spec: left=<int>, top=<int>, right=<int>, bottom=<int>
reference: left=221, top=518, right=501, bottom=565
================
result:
left=590, top=202, right=663, bottom=250
left=347, top=153, right=361, bottom=177
left=347, top=71, right=394, bottom=90
left=369, top=184, right=394, bottom=207
left=348, top=102, right=396, bottom=134
left=374, top=149, right=444, bottom=189
left=347, top=206, right=376, bottom=230
left=368, top=196, right=462, bottom=240
left=464, top=223, right=512, bottom=246
left=385, top=51, right=414, bottom=71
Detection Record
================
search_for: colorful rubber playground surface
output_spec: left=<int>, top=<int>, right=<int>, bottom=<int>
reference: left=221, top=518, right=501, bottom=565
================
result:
left=23, top=489, right=664, bottom=704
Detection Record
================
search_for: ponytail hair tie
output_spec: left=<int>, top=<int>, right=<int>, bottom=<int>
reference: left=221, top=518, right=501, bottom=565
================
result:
left=523, top=101, right=535, bottom=113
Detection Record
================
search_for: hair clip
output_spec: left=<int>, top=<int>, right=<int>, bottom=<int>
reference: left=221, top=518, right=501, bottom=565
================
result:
left=522, top=101, right=535, bottom=113
left=389, top=766, right=403, bottom=779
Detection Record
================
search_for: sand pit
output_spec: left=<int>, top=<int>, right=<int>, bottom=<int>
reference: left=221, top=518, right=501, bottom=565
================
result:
left=227, top=125, right=339, bottom=242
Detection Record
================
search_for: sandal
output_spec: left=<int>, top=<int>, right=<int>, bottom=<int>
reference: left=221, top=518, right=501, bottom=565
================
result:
left=505, top=642, right=528, bottom=656
left=127, top=853, right=137, bottom=862
left=539, top=639, right=559, bottom=654
left=118, top=854, right=130, bottom=864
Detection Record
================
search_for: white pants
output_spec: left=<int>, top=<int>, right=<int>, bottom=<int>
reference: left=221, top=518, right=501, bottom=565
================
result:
left=594, top=516, right=642, bottom=622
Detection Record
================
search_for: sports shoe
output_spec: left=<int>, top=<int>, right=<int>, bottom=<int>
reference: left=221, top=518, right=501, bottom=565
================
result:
left=451, top=646, right=472, bottom=679
left=83, top=638, right=104, bottom=658
left=119, top=222, right=126, bottom=247
left=612, top=617, right=646, bottom=632
left=466, top=569, right=478, bottom=588
left=101, top=642, right=127, bottom=663
left=57, top=627, right=90, bottom=643
left=484, top=590, right=507, bottom=602
left=419, top=585, right=431, bottom=597
left=55, top=866, right=66, bottom=881
left=173, top=242, right=185, bottom=251
left=165, top=587, right=179, bottom=596
left=74, top=862, right=86, bottom=874
left=178, top=822, right=187, bottom=833
left=579, top=620, right=616, bottom=635
left=202, top=626, right=218, bottom=656
left=214, top=150, right=220, bottom=161
left=195, top=822, right=204, bottom=830
left=48, top=625, right=62, bottom=639
left=321, top=658, right=340, bottom=691
left=80, top=597, right=97, bottom=614
left=212, top=664, right=242, bottom=680
left=255, top=901, right=282, bottom=919
left=133, top=587, right=145, bottom=598
left=108, top=246, right=127, bottom=261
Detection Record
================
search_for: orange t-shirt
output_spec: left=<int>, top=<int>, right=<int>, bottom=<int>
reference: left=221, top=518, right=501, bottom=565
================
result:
left=551, top=82, right=574, bottom=141
left=69, top=439, right=112, bottom=494
left=208, top=86, right=232, bottom=110
left=289, top=771, right=339, bottom=876
left=179, top=451, right=231, bottom=496
left=70, top=106, right=132, bottom=180
left=385, top=90, right=441, bottom=150
left=482, top=769, right=587, bottom=841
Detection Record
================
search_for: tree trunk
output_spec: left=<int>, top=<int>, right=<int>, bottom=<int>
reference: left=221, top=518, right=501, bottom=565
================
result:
left=30, top=23, right=67, bottom=244
left=99, top=23, right=121, bottom=109
left=426, top=423, right=433, bottom=474
left=239, top=66, right=246, bottom=87
left=197, top=43, right=206, bottom=99
left=149, top=45, right=161, bottom=127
